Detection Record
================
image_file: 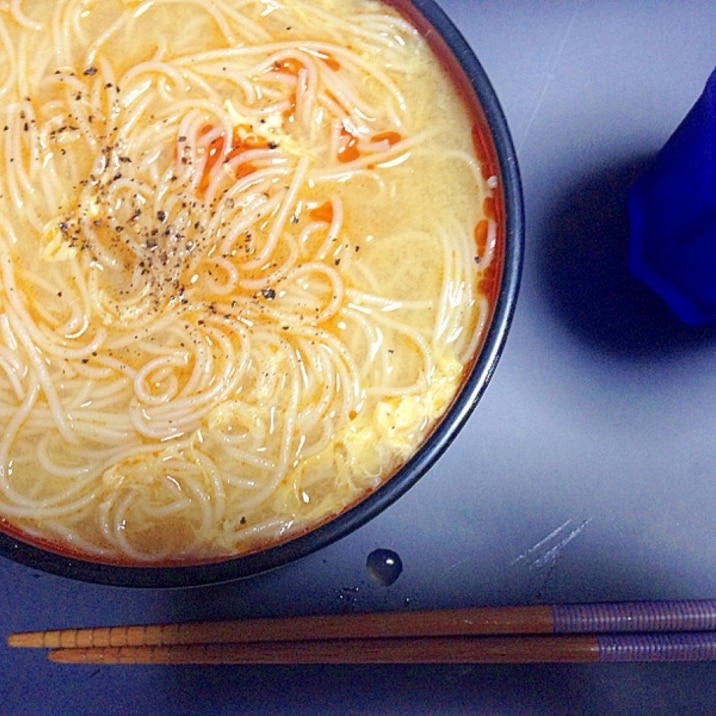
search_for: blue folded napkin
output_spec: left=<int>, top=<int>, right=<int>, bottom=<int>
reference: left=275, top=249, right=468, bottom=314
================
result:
left=628, top=67, right=716, bottom=325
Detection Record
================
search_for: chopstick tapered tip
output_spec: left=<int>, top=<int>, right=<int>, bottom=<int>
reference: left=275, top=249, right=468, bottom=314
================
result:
left=48, top=649, right=86, bottom=664
left=7, top=632, right=46, bottom=648
left=48, top=646, right=149, bottom=664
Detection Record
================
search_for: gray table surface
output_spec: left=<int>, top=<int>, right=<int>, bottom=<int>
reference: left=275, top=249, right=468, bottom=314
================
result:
left=4, top=2, right=716, bottom=714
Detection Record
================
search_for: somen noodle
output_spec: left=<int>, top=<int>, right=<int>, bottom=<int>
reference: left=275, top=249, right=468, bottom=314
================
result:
left=0, top=0, right=499, bottom=563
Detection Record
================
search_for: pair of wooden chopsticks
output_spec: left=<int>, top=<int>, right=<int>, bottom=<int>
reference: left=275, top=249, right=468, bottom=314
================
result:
left=8, top=599, right=716, bottom=664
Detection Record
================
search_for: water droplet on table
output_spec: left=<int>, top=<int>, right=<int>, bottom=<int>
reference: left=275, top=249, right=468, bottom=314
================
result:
left=366, top=548, right=403, bottom=586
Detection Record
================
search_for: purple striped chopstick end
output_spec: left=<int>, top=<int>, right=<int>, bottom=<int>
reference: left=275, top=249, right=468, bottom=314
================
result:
left=551, top=600, right=716, bottom=634
left=596, top=633, right=716, bottom=663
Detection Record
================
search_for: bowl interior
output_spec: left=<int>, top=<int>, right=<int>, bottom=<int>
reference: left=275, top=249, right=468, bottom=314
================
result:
left=0, top=0, right=523, bottom=587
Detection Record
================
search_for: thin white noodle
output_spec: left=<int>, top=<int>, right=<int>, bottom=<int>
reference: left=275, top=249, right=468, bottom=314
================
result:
left=0, top=16, right=16, bottom=100
left=242, top=154, right=310, bottom=271
left=0, top=376, right=40, bottom=503
left=0, top=354, right=24, bottom=400
left=10, top=0, right=42, bottom=30
left=0, top=303, right=76, bottom=446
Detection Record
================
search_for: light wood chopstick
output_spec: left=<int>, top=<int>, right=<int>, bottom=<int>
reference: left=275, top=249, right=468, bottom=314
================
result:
left=8, top=599, right=716, bottom=650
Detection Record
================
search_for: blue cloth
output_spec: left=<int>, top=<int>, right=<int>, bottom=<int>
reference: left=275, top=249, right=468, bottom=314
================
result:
left=628, top=67, right=716, bottom=324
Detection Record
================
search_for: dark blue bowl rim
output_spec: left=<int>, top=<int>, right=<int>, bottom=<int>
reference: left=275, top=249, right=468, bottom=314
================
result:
left=0, top=0, right=524, bottom=588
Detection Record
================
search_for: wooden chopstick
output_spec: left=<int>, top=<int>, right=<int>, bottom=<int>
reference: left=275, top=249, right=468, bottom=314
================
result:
left=45, top=632, right=716, bottom=665
left=10, top=600, right=716, bottom=665
left=8, top=599, right=716, bottom=650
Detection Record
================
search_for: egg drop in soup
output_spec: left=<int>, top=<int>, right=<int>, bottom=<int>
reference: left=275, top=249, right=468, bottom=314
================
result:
left=0, top=0, right=500, bottom=563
